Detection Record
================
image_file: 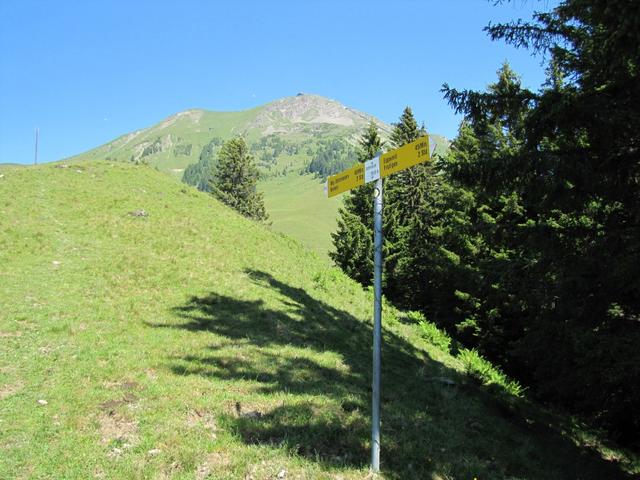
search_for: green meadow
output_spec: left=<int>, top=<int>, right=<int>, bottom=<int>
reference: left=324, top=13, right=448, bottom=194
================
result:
left=1, top=162, right=636, bottom=479
left=260, top=173, right=342, bottom=261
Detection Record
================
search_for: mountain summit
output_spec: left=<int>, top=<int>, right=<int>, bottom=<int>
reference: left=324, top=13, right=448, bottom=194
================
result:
left=248, top=94, right=390, bottom=135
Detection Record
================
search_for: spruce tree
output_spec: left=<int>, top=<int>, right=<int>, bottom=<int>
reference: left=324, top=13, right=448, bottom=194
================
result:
left=384, top=107, right=429, bottom=233
left=439, top=0, right=640, bottom=443
left=182, top=138, right=218, bottom=192
left=209, top=137, right=268, bottom=221
left=330, top=122, right=383, bottom=285
left=383, top=107, right=434, bottom=300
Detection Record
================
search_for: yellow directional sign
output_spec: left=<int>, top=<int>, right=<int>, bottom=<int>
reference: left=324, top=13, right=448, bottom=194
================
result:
left=326, top=135, right=431, bottom=197
left=380, top=136, right=430, bottom=178
left=327, top=162, right=364, bottom=198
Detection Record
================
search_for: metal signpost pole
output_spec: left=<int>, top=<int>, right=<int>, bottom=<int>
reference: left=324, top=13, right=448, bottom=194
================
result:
left=371, top=176, right=383, bottom=473
left=326, top=136, right=430, bottom=474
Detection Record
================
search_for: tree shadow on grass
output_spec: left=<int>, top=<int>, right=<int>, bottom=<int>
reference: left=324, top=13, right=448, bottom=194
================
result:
left=147, top=269, right=632, bottom=479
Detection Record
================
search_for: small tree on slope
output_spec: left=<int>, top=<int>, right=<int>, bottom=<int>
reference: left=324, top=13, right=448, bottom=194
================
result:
left=210, top=137, right=268, bottom=222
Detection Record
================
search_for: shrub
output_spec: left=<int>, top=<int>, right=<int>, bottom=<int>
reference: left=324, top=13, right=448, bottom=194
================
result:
left=418, top=319, right=452, bottom=353
left=458, top=348, right=524, bottom=397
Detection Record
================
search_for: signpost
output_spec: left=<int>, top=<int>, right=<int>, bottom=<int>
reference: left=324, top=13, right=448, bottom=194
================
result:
left=326, top=135, right=432, bottom=473
left=327, top=163, right=365, bottom=197
left=380, top=136, right=430, bottom=178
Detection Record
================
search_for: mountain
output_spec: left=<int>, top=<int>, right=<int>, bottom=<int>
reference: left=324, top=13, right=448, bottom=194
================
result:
left=67, top=94, right=396, bottom=176
left=66, top=94, right=450, bottom=258
left=0, top=161, right=631, bottom=479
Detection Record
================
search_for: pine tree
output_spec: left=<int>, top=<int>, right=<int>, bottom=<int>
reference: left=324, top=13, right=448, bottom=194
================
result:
left=440, top=0, right=640, bottom=443
left=182, top=138, right=218, bottom=192
left=384, top=108, right=429, bottom=232
left=209, top=137, right=268, bottom=221
left=383, top=107, right=434, bottom=300
left=389, top=107, right=420, bottom=148
left=330, top=122, right=383, bottom=285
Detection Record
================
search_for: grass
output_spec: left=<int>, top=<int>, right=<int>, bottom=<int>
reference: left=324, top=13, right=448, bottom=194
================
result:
left=261, top=173, right=342, bottom=261
left=1, top=162, right=637, bottom=479
left=0, top=163, right=25, bottom=173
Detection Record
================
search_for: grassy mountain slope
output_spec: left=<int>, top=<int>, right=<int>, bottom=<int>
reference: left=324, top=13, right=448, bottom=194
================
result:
left=66, top=108, right=262, bottom=174
left=1, top=162, right=636, bottom=479
left=261, top=175, right=342, bottom=256
left=0, top=163, right=25, bottom=172
left=66, top=95, right=393, bottom=179
left=65, top=95, right=449, bottom=259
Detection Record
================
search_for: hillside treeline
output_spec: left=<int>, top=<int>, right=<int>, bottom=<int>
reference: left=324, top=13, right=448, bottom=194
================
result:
left=333, top=0, right=639, bottom=446
left=306, top=138, right=358, bottom=179
left=181, top=137, right=222, bottom=192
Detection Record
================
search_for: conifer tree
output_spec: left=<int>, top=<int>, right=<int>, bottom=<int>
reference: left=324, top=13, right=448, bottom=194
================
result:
left=384, top=108, right=430, bottom=232
left=384, top=107, right=434, bottom=299
left=439, top=0, right=640, bottom=442
left=182, top=138, right=218, bottom=192
left=209, top=137, right=268, bottom=221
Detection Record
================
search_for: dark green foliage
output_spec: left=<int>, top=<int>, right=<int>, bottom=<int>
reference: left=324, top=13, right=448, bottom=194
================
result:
left=251, top=134, right=287, bottom=156
left=181, top=138, right=220, bottom=192
left=330, top=122, right=383, bottom=285
left=330, top=0, right=640, bottom=447
left=383, top=108, right=438, bottom=303
left=258, top=150, right=276, bottom=168
left=436, top=0, right=640, bottom=444
left=173, top=143, right=192, bottom=156
left=140, top=137, right=163, bottom=158
left=330, top=209, right=373, bottom=286
left=306, top=138, right=358, bottom=179
left=250, top=134, right=298, bottom=171
left=210, top=137, right=268, bottom=222
left=182, top=160, right=210, bottom=192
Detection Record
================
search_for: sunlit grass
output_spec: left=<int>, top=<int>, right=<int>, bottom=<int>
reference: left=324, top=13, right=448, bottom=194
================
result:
left=0, top=162, right=636, bottom=479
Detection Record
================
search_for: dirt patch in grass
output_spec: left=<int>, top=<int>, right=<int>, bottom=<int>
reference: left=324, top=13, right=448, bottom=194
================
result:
left=0, top=381, right=23, bottom=399
left=98, top=392, right=138, bottom=413
left=195, top=452, right=232, bottom=480
left=98, top=411, right=139, bottom=455
left=186, top=409, right=217, bottom=436
left=0, top=331, right=22, bottom=338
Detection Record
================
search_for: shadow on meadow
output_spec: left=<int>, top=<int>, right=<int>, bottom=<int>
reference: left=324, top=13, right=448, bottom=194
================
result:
left=146, top=269, right=630, bottom=479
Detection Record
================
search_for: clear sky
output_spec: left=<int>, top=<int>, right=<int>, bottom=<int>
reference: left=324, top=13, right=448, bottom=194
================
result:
left=0, top=0, right=556, bottom=164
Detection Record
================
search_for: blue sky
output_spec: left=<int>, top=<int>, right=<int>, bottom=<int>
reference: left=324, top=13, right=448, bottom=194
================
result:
left=0, top=0, right=556, bottom=164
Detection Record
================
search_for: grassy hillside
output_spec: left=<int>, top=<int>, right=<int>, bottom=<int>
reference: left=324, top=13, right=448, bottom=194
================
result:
left=62, top=95, right=448, bottom=260
left=66, top=108, right=264, bottom=175
left=1, top=162, right=634, bottom=479
left=260, top=173, right=342, bottom=258
left=0, top=163, right=25, bottom=172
